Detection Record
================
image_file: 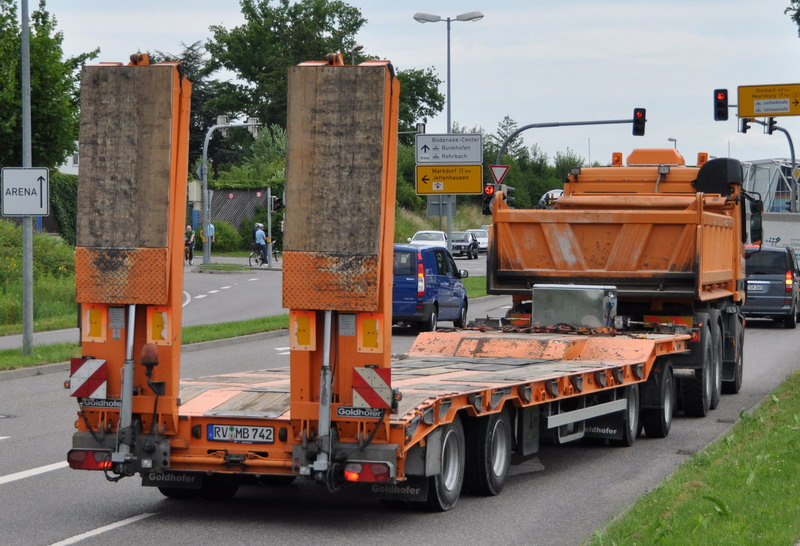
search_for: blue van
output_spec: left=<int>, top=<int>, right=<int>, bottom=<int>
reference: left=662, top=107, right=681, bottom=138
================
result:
left=392, top=244, right=469, bottom=331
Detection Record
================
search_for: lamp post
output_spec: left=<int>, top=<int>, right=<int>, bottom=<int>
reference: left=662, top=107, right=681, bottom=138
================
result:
left=668, top=137, right=677, bottom=149
left=349, top=44, right=364, bottom=65
left=200, top=119, right=260, bottom=265
left=413, top=11, right=483, bottom=249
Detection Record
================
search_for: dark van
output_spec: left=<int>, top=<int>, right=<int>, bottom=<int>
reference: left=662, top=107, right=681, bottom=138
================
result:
left=742, top=245, right=800, bottom=328
left=392, top=244, right=469, bottom=331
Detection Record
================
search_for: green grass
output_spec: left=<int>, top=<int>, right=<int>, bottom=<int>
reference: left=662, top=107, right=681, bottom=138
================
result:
left=463, top=275, right=487, bottom=298
left=590, top=371, right=800, bottom=545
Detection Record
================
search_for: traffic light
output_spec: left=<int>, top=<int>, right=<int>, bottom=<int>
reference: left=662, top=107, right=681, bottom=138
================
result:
left=767, top=117, right=777, bottom=135
left=500, top=184, right=516, bottom=205
left=482, top=184, right=496, bottom=215
left=713, top=89, right=729, bottom=121
left=740, top=118, right=750, bottom=133
left=632, top=108, right=646, bottom=136
left=272, top=195, right=283, bottom=211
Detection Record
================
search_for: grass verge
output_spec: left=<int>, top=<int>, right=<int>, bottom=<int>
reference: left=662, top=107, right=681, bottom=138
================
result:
left=590, top=370, right=800, bottom=545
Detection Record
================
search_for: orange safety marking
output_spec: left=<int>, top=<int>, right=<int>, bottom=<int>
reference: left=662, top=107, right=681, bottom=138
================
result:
left=352, top=367, right=392, bottom=409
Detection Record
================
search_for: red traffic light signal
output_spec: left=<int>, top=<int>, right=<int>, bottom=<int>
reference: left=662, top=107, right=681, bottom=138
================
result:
left=713, top=89, right=729, bottom=121
left=632, top=108, right=646, bottom=136
left=484, top=184, right=495, bottom=196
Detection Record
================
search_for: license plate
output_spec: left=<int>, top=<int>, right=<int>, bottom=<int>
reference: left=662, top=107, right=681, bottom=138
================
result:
left=207, top=424, right=274, bottom=444
left=747, top=283, right=767, bottom=292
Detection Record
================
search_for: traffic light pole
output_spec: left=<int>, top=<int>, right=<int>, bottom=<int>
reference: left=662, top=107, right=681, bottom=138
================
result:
left=747, top=118, right=797, bottom=212
left=494, top=118, right=640, bottom=165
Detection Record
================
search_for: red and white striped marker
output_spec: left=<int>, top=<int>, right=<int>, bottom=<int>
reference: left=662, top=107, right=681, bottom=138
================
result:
left=352, top=367, right=391, bottom=409
left=69, top=358, right=108, bottom=399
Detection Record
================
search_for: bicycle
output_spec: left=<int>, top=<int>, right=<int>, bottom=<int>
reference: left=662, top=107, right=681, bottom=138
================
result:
left=248, top=244, right=266, bottom=267
left=184, top=242, right=194, bottom=265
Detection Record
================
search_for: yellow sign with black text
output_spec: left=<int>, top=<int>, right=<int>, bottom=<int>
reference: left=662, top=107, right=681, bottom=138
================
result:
left=415, top=165, right=483, bottom=195
left=738, top=84, right=800, bottom=118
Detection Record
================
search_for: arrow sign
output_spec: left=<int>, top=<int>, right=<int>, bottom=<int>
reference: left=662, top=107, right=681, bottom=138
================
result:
left=490, top=165, right=510, bottom=184
left=1, top=167, right=49, bottom=217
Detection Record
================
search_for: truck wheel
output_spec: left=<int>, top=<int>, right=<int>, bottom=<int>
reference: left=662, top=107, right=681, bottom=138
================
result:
left=680, top=324, right=712, bottom=417
left=642, top=362, right=674, bottom=438
left=611, top=384, right=640, bottom=447
left=422, top=304, right=438, bottom=332
left=425, top=416, right=465, bottom=511
left=464, top=408, right=512, bottom=496
left=453, top=300, right=468, bottom=328
left=722, top=324, right=744, bottom=394
left=709, top=321, right=723, bottom=410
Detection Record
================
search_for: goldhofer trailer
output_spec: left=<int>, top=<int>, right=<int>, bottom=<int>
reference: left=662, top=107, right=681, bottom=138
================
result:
left=66, top=54, right=742, bottom=511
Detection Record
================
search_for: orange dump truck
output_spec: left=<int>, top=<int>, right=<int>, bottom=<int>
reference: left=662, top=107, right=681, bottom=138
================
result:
left=66, top=56, right=760, bottom=512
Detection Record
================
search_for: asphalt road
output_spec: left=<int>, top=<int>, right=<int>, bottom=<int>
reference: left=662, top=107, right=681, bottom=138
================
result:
left=2, top=309, right=799, bottom=544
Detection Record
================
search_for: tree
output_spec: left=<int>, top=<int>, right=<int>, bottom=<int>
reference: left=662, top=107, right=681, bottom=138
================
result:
left=0, top=0, right=97, bottom=169
left=490, top=115, right=524, bottom=161
left=206, top=0, right=366, bottom=128
left=786, top=1, right=800, bottom=35
left=397, top=67, right=444, bottom=144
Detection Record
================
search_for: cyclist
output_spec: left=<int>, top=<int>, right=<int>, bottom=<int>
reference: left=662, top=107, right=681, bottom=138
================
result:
left=184, top=224, right=195, bottom=264
left=254, top=223, right=267, bottom=264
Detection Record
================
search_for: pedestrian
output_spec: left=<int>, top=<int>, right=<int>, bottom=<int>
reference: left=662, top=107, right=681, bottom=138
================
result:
left=184, top=224, right=195, bottom=264
left=254, top=223, right=267, bottom=264
left=207, top=222, right=216, bottom=252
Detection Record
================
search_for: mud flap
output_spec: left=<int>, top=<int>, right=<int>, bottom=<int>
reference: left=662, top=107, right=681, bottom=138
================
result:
left=583, top=414, right=625, bottom=441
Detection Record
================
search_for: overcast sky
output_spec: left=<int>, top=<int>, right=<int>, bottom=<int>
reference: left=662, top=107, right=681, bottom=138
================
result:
left=42, top=0, right=800, bottom=165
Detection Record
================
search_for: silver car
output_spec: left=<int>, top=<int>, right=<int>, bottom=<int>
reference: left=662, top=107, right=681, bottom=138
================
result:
left=743, top=245, right=800, bottom=328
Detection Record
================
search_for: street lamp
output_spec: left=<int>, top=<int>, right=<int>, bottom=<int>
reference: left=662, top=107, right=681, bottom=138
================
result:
left=413, top=11, right=483, bottom=249
left=349, top=44, right=364, bottom=65
left=200, top=118, right=260, bottom=265
left=668, top=137, right=677, bottom=149
left=413, top=11, right=484, bottom=133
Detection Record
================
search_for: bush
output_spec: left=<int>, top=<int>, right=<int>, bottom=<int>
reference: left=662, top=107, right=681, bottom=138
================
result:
left=210, top=220, right=242, bottom=252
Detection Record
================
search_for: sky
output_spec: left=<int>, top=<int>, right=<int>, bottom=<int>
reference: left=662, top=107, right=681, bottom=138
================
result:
left=40, top=0, right=800, bottom=166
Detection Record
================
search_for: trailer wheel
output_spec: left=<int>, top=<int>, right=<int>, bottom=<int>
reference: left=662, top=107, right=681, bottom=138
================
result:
left=680, top=324, right=712, bottom=417
left=611, top=384, right=640, bottom=447
left=465, top=408, right=512, bottom=496
left=709, top=320, right=723, bottom=410
left=722, top=322, right=744, bottom=394
left=425, top=415, right=465, bottom=511
left=642, top=362, right=674, bottom=438
left=199, top=476, right=240, bottom=499
left=158, top=487, right=196, bottom=499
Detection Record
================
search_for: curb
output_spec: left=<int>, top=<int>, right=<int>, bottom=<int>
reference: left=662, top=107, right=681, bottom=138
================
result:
left=0, top=329, right=290, bottom=382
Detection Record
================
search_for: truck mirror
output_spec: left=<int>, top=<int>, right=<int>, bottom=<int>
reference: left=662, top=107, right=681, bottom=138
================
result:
left=750, top=212, right=763, bottom=245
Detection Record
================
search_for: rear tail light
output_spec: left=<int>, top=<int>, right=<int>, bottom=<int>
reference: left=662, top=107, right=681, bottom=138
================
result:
left=67, top=449, right=112, bottom=470
left=343, top=461, right=393, bottom=483
left=786, top=270, right=793, bottom=293
left=416, top=252, right=425, bottom=297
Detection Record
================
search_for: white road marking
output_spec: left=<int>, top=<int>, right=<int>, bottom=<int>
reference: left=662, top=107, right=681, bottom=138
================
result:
left=51, top=512, right=156, bottom=545
left=194, top=294, right=208, bottom=299
left=0, top=461, right=69, bottom=485
left=220, top=286, right=232, bottom=289
left=208, top=290, right=220, bottom=294
left=0, top=436, right=9, bottom=441
left=248, top=278, right=259, bottom=281
left=274, top=347, right=290, bottom=352
left=182, top=291, right=191, bottom=307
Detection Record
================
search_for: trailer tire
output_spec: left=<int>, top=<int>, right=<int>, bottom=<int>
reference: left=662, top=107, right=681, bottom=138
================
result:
left=158, top=486, right=196, bottom=499
left=709, top=320, right=723, bottom=410
left=642, top=362, right=674, bottom=438
left=722, top=323, right=744, bottom=394
left=680, top=324, right=713, bottom=417
left=199, top=476, right=240, bottom=499
left=610, top=384, right=640, bottom=447
left=464, top=408, right=512, bottom=496
left=425, top=415, right=465, bottom=511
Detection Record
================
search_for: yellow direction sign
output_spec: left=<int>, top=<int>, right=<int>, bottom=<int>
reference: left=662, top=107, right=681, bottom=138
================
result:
left=415, top=165, right=483, bottom=195
left=738, top=84, right=800, bottom=118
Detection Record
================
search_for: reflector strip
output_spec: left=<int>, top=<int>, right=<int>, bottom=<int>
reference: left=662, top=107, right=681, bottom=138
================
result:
left=69, top=358, right=107, bottom=399
left=352, top=367, right=392, bottom=409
